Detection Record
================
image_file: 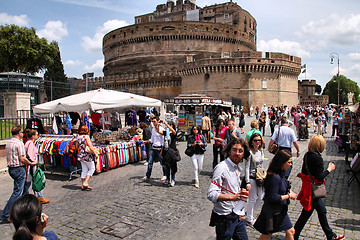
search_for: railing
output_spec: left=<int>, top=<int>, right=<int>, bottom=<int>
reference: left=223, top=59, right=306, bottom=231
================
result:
left=0, top=116, right=53, bottom=140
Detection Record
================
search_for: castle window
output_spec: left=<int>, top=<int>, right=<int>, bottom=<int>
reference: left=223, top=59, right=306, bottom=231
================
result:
left=214, top=28, right=219, bottom=32
left=149, top=28, right=153, bottom=32
left=112, top=34, right=116, bottom=39
left=137, top=18, right=141, bottom=24
left=224, top=14, right=229, bottom=19
left=262, top=79, right=267, bottom=89
left=162, top=26, right=176, bottom=31
left=149, top=16, right=153, bottom=21
left=249, top=32, right=255, bottom=42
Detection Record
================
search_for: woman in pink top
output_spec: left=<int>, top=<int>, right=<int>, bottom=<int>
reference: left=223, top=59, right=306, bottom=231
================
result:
left=24, top=129, right=50, bottom=204
left=212, top=119, right=227, bottom=169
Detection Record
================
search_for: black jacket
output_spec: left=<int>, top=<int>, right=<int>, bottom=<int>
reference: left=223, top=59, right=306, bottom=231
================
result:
left=301, top=152, right=329, bottom=182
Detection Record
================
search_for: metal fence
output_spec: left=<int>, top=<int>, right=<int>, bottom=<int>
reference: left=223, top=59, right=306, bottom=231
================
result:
left=0, top=116, right=53, bottom=140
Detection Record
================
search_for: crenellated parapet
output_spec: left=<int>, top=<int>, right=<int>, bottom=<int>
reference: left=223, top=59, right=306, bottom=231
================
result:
left=179, top=51, right=301, bottom=76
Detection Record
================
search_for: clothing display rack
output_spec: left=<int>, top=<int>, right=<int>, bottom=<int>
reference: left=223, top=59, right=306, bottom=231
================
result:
left=36, top=134, right=79, bottom=180
left=35, top=134, right=142, bottom=180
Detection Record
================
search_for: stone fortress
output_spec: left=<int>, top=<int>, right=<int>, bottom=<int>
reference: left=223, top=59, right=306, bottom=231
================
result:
left=88, top=0, right=301, bottom=108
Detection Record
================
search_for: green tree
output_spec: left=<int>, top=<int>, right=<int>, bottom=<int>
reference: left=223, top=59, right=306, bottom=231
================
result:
left=44, top=46, right=69, bottom=100
left=323, top=75, right=360, bottom=105
left=315, top=84, right=322, bottom=94
left=0, top=24, right=58, bottom=73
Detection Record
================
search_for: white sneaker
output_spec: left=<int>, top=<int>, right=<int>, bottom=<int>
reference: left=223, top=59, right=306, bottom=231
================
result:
left=141, top=176, right=149, bottom=181
left=160, top=176, right=167, bottom=181
left=143, top=162, right=148, bottom=166
left=195, top=181, right=199, bottom=188
left=170, top=180, right=175, bottom=187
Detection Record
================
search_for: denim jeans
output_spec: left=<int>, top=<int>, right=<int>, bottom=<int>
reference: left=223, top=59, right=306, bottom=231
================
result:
left=0, top=166, right=26, bottom=219
left=145, top=149, right=166, bottom=178
left=23, top=181, right=44, bottom=198
left=213, top=145, right=225, bottom=169
left=215, top=216, right=248, bottom=240
left=294, top=197, right=335, bottom=240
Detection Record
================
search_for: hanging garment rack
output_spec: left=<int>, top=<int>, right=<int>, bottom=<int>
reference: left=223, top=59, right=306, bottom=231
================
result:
left=37, top=134, right=80, bottom=180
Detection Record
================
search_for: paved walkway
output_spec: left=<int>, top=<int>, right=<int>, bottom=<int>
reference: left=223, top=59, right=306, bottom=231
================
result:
left=0, top=116, right=358, bottom=239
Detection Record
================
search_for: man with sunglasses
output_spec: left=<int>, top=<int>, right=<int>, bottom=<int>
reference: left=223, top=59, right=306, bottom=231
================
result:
left=208, top=138, right=250, bottom=239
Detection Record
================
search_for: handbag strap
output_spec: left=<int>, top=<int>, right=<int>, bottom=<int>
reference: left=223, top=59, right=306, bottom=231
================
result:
left=304, top=153, right=315, bottom=184
left=250, top=151, right=257, bottom=169
left=276, top=126, right=281, bottom=144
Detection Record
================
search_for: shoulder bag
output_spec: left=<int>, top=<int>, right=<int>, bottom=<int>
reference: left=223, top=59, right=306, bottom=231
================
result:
left=304, top=153, right=327, bottom=198
left=251, top=152, right=266, bottom=186
left=269, top=126, right=281, bottom=154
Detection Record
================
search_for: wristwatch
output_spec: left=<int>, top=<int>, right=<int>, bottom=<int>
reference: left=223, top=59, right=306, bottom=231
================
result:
left=288, top=193, right=291, bottom=199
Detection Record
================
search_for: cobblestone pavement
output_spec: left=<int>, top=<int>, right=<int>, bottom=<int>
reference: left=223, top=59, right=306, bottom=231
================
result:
left=0, top=116, right=359, bottom=239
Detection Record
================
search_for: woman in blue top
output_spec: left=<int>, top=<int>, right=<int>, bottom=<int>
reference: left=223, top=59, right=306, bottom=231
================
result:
left=254, top=150, right=297, bottom=240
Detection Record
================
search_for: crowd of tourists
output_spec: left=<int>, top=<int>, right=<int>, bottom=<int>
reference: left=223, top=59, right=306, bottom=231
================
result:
left=0, top=103, right=348, bottom=240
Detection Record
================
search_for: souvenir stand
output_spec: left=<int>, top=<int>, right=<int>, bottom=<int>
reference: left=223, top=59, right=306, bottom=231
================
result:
left=342, top=103, right=360, bottom=186
left=33, top=88, right=162, bottom=180
left=164, top=94, right=232, bottom=136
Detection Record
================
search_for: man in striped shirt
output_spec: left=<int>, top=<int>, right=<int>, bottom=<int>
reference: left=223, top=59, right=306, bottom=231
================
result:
left=0, top=126, right=36, bottom=224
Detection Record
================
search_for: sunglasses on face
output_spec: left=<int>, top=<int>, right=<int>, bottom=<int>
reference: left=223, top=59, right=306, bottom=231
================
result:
left=253, top=139, right=262, bottom=142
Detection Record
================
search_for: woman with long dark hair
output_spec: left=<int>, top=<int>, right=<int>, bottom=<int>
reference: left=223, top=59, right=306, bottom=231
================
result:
left=162, top=121, right=178, bottom=187
left=10, top=194, right=58, bottom=240
left=258, top=111, right=267, bottom=136
left=269, top=110, right=277, bottom=136
left=294, top=135, right=344, bottom=240
left=254, top=150, right=297, bottom=240
left=187, top=125, right=207, bottom=188
left=212, top=119, right=227, bottom=169
left=245, top=133, right=265, bottom=225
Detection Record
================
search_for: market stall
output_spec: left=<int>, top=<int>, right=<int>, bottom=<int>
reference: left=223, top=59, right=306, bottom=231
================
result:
left=338, top=103, right=360, bottom=186
left=164, top=94, right=232, bottom=135
left=31, top=88, right=161, bottom=178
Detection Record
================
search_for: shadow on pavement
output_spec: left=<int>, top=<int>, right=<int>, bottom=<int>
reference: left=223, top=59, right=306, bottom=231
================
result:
left=61, top=184, right=81, bottom=191
left=334, top=219, right=360, bottom=231
left=45, top=173, right=78, bottom=181
left=200, top=170, right=213, bottom=177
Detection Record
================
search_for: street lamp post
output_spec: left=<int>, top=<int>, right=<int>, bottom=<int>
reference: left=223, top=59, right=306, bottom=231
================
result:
left=330, top=53, right=340, bottom=105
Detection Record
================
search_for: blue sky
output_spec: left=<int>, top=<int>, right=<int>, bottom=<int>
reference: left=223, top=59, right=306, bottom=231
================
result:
left=1, top=0, right=360, bottom=89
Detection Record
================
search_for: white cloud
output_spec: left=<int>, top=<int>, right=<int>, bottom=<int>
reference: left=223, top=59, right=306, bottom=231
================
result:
left=64, top=60, right=83, bottom=68
left=349, top=53, right=360, bottom=62
left=257, top=39, right=311, bottom=58
left=37, top=20, right=68, bottom=42
left=296, top=13, right=360, bottom=46
left=81, top=19, right=129, bottom=54
left=0, top=13, right=29, bottom=26
left=341, top=64, right=360, bottom=82
left=84, top=59, right=104, bottom=73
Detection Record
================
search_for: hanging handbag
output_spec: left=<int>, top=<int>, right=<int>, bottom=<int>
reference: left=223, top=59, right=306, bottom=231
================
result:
left=185, top=146, right=195, bottom=157
left=304, top=154, right=327, bottom=198
left=269, top=126, right=281, bottom=154
left=251, top=152, right=266, bottom=186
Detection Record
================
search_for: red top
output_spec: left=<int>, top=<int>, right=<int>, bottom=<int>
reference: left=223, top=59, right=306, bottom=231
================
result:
left=91, top=112, right=102, bottom=125
left=214, top=126, right=227, bottom=147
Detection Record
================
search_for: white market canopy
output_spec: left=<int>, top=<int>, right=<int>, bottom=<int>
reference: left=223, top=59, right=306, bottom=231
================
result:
left=33, top=88, right=162, bottom=114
